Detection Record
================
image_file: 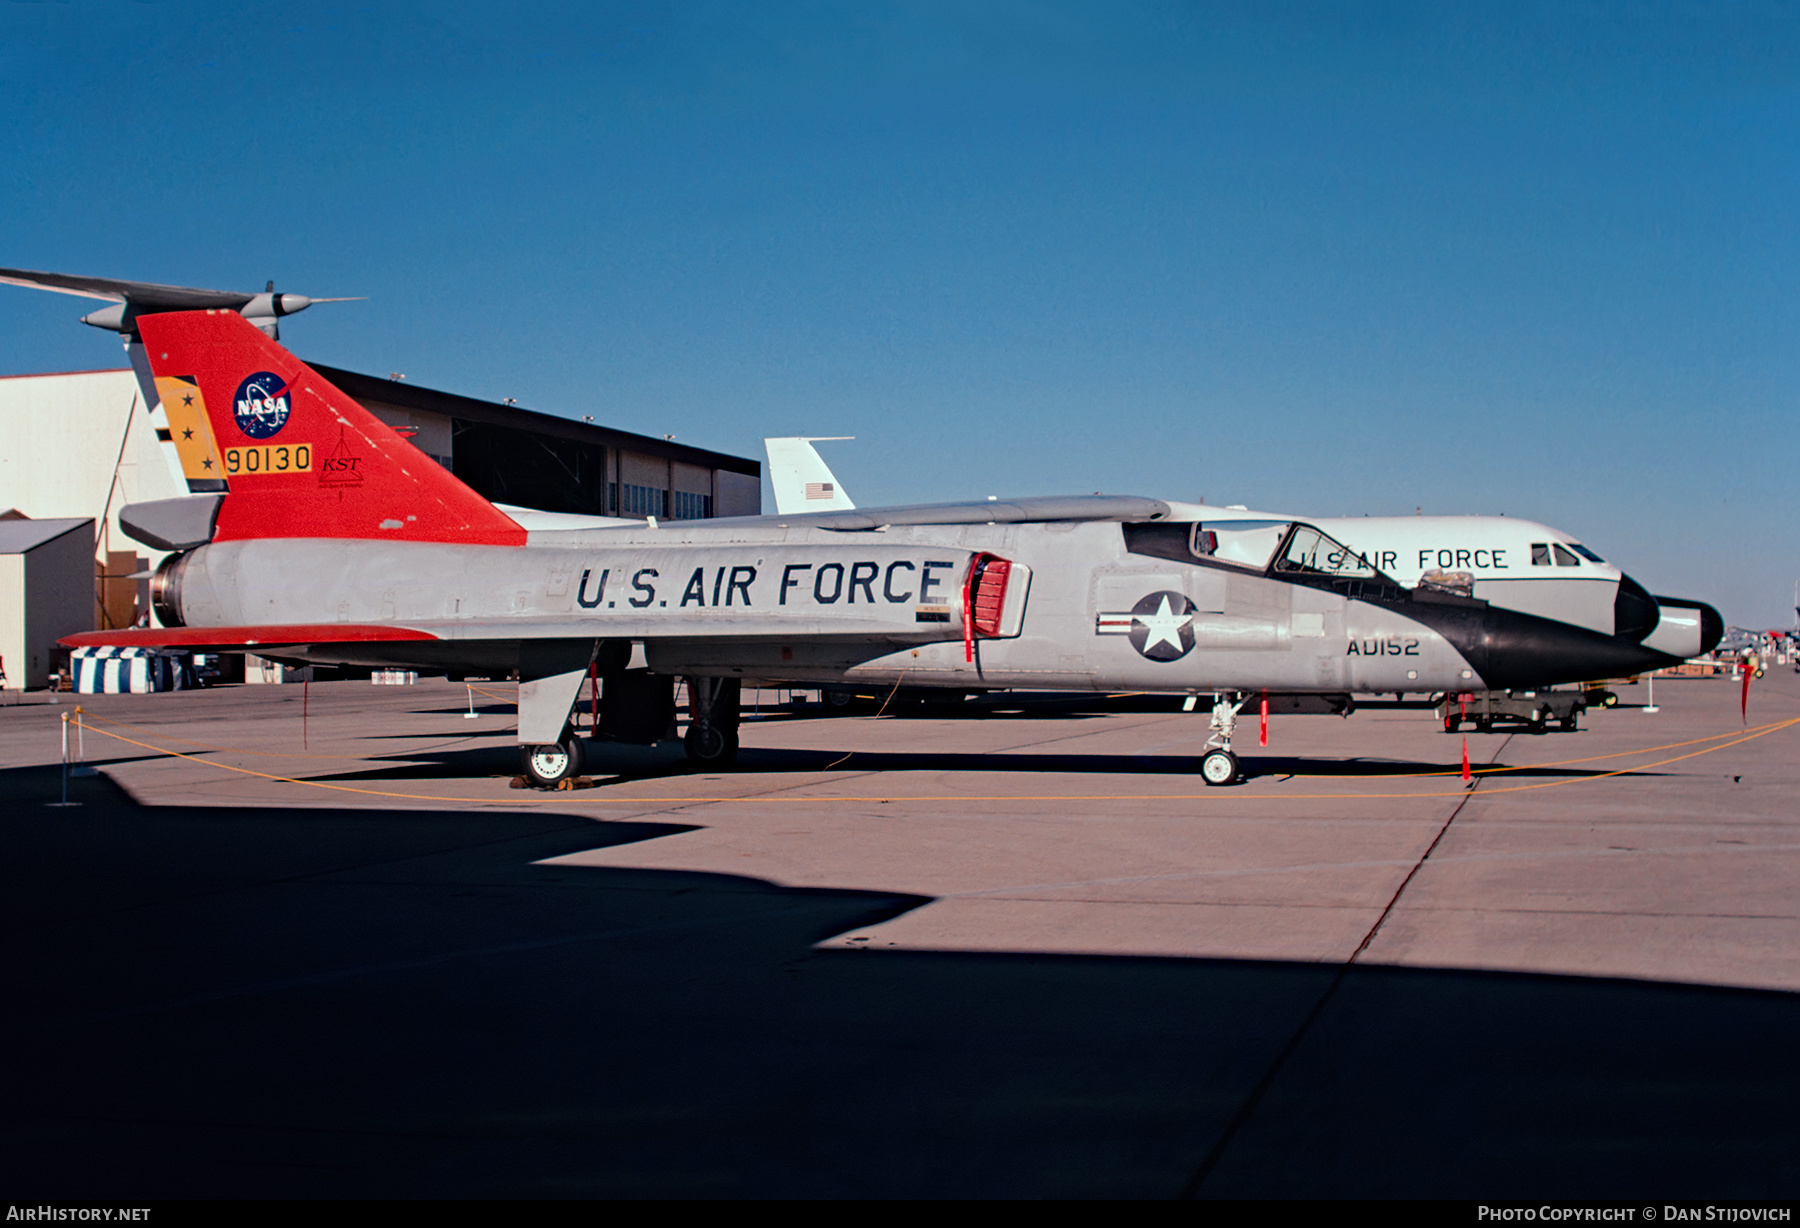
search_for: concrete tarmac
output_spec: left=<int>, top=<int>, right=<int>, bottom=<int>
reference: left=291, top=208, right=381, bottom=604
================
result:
left=2, top=671, right=1796, bottom=1197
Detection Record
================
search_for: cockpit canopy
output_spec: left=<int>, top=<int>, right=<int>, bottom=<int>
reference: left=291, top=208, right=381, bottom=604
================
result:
left=1190, top=520, right=1383, bottom=580
left=1127, top=519, right=1393, bottom=585
left=1188, top=519, right=1288, bottom=570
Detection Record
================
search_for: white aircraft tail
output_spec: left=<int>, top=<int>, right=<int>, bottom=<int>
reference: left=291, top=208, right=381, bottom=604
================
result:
left=765, top=436, right=856, bottom=514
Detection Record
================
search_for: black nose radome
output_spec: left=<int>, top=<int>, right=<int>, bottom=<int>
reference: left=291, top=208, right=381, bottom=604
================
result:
left=1401, top=592, right=1701, bottom=690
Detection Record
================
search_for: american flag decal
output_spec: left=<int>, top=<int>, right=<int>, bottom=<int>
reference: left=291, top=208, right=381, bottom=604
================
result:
left=805, top=482, right=836, bottom=500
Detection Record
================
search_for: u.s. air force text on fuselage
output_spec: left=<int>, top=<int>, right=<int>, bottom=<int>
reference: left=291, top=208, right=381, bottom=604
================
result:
left=570, top=556, right=965, bottom=614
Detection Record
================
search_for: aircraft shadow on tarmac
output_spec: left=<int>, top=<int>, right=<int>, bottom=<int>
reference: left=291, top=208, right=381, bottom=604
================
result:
left=305, top=743, right=1659, bottom=786
left=1232, top=754, right=1660, bottom=781
left=417, top=703, right=519, bottom=718
left=1, top=761, right=1793, bottom=1199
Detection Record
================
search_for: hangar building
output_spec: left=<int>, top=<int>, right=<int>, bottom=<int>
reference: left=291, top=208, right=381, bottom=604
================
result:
left=309, top=364, right=760, bottom=523
left=0, top=514, right=94, bottom=690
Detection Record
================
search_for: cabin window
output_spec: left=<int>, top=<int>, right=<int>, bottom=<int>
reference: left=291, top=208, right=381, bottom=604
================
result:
left=1531, top=543, right=1552, bottom=566
left=1569, top=543, right=1605, bottom=563
left=1552, top=544, right=1580, bottom=567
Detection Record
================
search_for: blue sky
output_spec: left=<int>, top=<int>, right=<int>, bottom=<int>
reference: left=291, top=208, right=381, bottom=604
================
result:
left=3, top=2, right=1795, bottom=624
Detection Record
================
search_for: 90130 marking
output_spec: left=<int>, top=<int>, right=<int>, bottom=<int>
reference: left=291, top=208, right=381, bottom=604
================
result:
left=224, top=443, right=313, bottom=475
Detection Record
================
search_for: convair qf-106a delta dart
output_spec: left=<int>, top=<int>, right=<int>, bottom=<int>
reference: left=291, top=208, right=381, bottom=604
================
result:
left=66, top=310, right=1722, bottom=786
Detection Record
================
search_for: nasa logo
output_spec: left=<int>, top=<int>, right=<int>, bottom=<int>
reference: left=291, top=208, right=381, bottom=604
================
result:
left=1129, top=590, right=1197, bottom=662
left=233, top=371, right=291, bottom=439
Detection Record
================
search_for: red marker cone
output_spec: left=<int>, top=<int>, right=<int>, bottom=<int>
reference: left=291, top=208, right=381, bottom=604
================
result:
left=1461, top=736, right=1472, bottom=785
left=1259, top=692, right=1269, bottom=747
left=961, top=578, right=974, bottom=664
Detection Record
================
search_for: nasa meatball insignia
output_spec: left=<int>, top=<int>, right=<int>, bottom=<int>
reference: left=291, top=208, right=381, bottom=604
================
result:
left=233, top=370, right=292, bottom=439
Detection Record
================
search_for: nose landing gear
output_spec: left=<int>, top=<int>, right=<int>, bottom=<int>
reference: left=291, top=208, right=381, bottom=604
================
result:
left=1199, top=746, right=1240, bottom=786
left=1198, top=692, right=1247, bottom=786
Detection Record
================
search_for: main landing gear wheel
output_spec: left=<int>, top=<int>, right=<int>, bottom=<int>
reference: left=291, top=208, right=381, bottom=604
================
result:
left=520, top=733, right=585, bottom=788
left=683, top=721, right=739, bottom=766
left=682, top=676, right=742, bottom=767
left=1199, top=748, right=1240, bottom=787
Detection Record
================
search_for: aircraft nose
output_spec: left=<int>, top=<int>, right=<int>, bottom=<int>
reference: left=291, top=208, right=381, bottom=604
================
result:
left=1476, top=608, right=1692, bottom=689
left=1639, top=595, right=1723, bottom=660
left=1404, top=594, right=1702, bottom=690
left=1696, top=602, right=1724, bottom=655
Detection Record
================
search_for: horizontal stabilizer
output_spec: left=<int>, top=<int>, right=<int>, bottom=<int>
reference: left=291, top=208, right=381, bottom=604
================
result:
left=0, top=266, right=262, bottom=308
left=0, top=267, right=362, bottom=337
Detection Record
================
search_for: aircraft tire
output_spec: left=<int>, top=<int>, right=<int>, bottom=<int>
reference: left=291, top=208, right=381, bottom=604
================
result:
left=520, top=734, right=585, bottom=788
left=1199, top=748, right=1240, bottom=787
left=684, top=721, right=739, bottom=766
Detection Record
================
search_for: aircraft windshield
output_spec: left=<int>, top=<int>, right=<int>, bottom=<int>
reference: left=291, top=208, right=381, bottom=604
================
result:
left=1190, top=520, right=1291, bottom=572
left=1273, top=525, right=1380, bottom=580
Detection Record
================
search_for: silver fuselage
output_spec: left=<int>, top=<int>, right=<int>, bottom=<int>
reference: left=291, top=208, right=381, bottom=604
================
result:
left=157, top=516, right=1688, bottom=699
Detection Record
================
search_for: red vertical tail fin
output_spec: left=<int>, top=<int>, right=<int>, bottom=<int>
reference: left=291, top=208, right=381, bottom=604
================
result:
left=137, top=310, right=526, bottom=545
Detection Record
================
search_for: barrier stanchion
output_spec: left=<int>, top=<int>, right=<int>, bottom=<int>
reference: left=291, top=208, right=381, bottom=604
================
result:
left=465, top=684, right=479, bottom=719
left=47, top=710, right=80, bottom=806
left=71, top=705, right=97, bottom=776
